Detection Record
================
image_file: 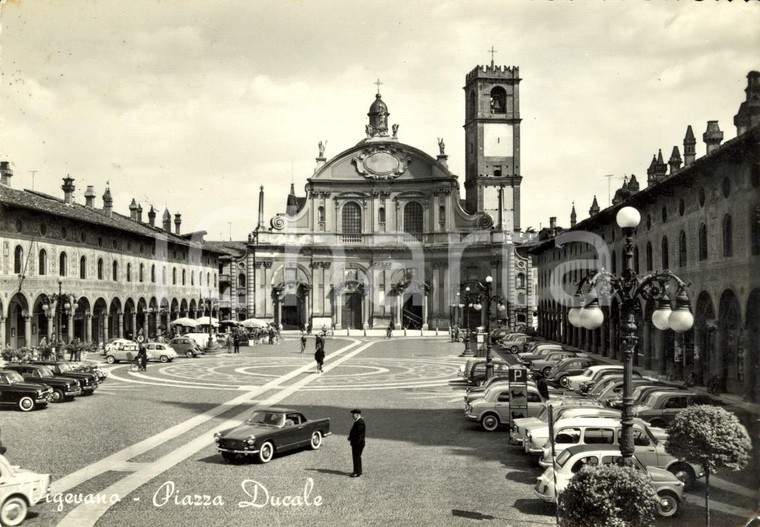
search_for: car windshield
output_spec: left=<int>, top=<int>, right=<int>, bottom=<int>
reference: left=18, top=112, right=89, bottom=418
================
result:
left=5, top=371, right=25, bottom=383
left=555, top=449, right=572, bottom=468
left=56, top=363, right=74, bottom=373
left=640, top=392, right=660, bottom=407
left=581, top=368, right=594, bottom=377
left=37, top=366, right=55, bottom=378
left=246, top=411, right=285, bottom=427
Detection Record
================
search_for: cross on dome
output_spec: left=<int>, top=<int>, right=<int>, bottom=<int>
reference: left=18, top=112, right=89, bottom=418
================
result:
left=374, top=78, right=383, bottom=95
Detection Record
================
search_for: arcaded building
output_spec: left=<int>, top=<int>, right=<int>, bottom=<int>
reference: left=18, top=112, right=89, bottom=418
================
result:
left=0, top=170, right=224, bottom=349
left=532, top=71, right=760, bottom=400
left=224, top=63, right=537, bottom=332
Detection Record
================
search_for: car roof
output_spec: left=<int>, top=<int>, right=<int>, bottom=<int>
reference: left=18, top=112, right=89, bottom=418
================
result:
left=3, top=363, right=43, bottom=369
left=554, top=416, right=648, bottom=427
left=256, top=407, right=298, bottom=414
left=561, top=444, right=625, bottom=456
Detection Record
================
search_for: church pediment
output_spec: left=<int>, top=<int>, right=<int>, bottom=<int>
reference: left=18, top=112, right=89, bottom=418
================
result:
left=351, top=145, right=412, bottom=180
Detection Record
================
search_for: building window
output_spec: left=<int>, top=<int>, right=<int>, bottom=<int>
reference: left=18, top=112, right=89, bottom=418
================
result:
left=139, top=263, right=144, bottom=282
left=722, top=177, right=731, bottom=198
left=490, top=87, right=506, bottom=114
left=699, top=224, right=708, bottom=260
left=151, top=264, right=156, bottom=283
left=342, top=202, right=362, bottom=234
left=214, top=273, right=217, bottom=287
left=699, top=187, right=706, bottom=207
left=182, top=269, right=186, bottom=285
left=678, top=198, right=685, bottom=216
left=191, top=271, right=194, bottom=286
left=378, top=207, right=385, bottom=224
left=80, top=256, right=87, bottom=279
left=172, top=267, right=177, bottom=285
left=752, top=205, right=760, bottom=256
left=439, top=205, right=445, bottom=226
left=239, top=273, right=246, bottom=287
left=661, top=206, right=668, bottom=223
left=98, top=258, right=104, bottom=280
left=113, top=261, right=118, bottom=281
left=403, top=201, right=423, bottom=237
left=162, top=266, right=167, bottom=285
left=661, top=236, right=669, bottom=269
left=13, top=245, right=23, bottom=274
left=611, top=252, right=617, bottom=274
left=126, top=263, right=132, bottom=282
left=468, top=90, right=477, bottom=118
left=40, top=223, right=47, bottom=236
left=38, top=249, right=47, bottom=276
left=516, top=273, right=526, bottom=289
left=207, top=272, right=210, bottom=286
left=318, top=206, right=325, bottom=223
left=59, top=252, right=67, bottom=277
left=678, top=230, right=687, bottom=267
left=722, top=214, right=733, bottom=257
left=646, top=242, right=653, bottom=271
left=646, top=214, right=652, bottom=231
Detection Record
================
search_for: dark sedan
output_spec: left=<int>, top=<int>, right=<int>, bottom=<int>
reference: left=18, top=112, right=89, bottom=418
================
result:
left=31, top=361, right=98, bottom=395
left=214, top=408, right=331, bottom=464
left=3, top=364, right=80, bottom=403
left=0, top=370, right=53, bottom=412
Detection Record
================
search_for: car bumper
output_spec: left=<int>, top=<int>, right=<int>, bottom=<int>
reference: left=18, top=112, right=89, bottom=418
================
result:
left=534, top=487, right=555, bottom=503
left=526, top=444, right=544, bottom=455
left=464, top=412, right=479, bottom=421
left=36, top=395, right=52, bottom=404
left=538, top=457, right=552, bottom=468
left=83, top=385, right=97, bottom=393
left=217, top=447, right=260, bottom=455
left=65, top=387, right=82, bottom=396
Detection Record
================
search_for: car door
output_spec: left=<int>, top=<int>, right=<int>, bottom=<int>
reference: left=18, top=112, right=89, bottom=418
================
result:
left=526, top=391, right=544, bottom=417
left=660, top=395, right=688, bottom=424
left=629, top=425, right=659, bottom=466
left=0, top=373, right=12, bottom=404
left=494, top=390, right=512, bottom=421
left=280, top=412, right=302, bottom=448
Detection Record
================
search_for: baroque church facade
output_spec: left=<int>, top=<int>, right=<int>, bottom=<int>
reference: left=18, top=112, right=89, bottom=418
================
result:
left=220, top=63, right=536, bottom=331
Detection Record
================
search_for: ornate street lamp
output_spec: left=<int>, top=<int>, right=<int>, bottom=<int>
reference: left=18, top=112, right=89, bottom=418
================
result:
left=471, top=276, right=506, bottom=379
left=459, top=286, right=476, bottom=357
left=568, top=206, right=694, bottom=461
left=41, top=278, right=79, bottom=352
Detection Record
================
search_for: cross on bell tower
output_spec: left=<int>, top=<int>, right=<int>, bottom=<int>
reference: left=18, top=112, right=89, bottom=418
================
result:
left=488, top=46, right=497, bottom=67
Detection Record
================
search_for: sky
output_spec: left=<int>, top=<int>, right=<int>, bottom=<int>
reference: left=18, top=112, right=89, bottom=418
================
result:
left=0, top=0, right=758, bottom=241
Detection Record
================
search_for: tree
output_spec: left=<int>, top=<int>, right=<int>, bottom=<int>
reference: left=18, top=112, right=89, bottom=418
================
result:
left=665, top=404, right=752, bottom=527
left=557, top=464, right=660, bottom=527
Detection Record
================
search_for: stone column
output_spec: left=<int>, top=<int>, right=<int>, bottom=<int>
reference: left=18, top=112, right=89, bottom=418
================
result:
left=422, top=292, right=429, bottom=330
left=47, top=314, right=54, bottom=341
left=103, top=313, right=110, bottom=341
left=24, top=315, right=32, bottom=347
left=276, top=297, right=282, bottom=328
left=118, top=313, right=124, bottom=338
left=304, top=290, right=311, bottom=330
left=0, top=315, right=5, bottom=347
left=85, top=314, right=92, bottom=343
left=673, top=332, right=684, bottom=381
left=335, top=291, right=342, bottom=329
left=131, top=312, right=138, bottom=337
left=67, top=313, right=74, bottom=342
left=143, top=312, right=150, bottom=335
left=396, top=294, right=403, bottom=327
left=154, top=312, right=161, bottom=336
left=654, top=330, right=665, bottom=375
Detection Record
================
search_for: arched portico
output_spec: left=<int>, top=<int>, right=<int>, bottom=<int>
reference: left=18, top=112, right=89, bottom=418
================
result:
left=744, top=289, right=760, bottom=402
left=109, top=298, right=123, bottom=339
left=124, top=298, right=136, bottom=340
left=92, top=298, right=108, bottom=344
left=5, top=293, right=31, bottom=349
left=717, top=289, right=741, bottom=394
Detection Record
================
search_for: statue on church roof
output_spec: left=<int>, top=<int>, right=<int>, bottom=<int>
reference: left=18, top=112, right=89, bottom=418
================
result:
left=392, top=124, right=399, bottom=139
left=318, top=140, right=326, bottom=158
left=438, top=138, right=446, bottom=156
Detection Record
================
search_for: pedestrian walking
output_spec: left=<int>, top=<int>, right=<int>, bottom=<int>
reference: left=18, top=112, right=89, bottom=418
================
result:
left=269, top=326, right=276, bottom=345
left=300, top=332, right=307, bottom=354
left=535, top=372, right=550, bottom=400
left=226, top=333, right=232, bottom=353
left=348, top=409, right=365, bottom=477
left=137, top=343, right=148, bottom=371
left=233, top=332, right=240, bottom=354
left=386, top=321, right=394, bottom=339
left=314, top=332, right=325, bottom=373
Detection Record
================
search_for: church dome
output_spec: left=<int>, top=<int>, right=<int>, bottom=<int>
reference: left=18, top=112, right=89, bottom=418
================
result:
left=368, top=93, right=388, bottom=115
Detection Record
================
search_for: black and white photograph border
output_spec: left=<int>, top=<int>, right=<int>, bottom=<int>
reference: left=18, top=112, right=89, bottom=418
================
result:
left=0, top=1, right=759, bottom=526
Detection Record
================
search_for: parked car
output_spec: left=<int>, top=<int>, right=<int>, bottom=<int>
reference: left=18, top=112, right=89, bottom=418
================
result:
left=2, top=364, right=81, bottom=403
left=214, top=408, right=331, bottom=464
left=578, top=368, right=649, bottom=395
left=517, top=343, right=565, bottom=363
left=633, top=390, right=722, bottom=428
left=499, top=334, right=537, bottom=353
left=607, top=383, right=687, bottom=410
left=0, top=453, right=51, bottom=526
left=489, top=327, right=514, bottom=344
left=545, top=357, right=598, bottom=387
left=467, top=360, right=511, bottom=386
left=104, top=338, right=135, bottom=353
left=104, top=342, right=177, bottom=364
left=588, top=377, right=655, bottom=404
left=534, top=444, right=684, bottom=518
left=464, top=384, right=547, bottom=431
left=31, top=361, right=98, bottom=394
left=510, top=401, right=614, bottom=448
left=529, top=351, right=587, bottom=377
left=535, top=416, right=703, bottom=490
left=0, top=370, right=52, bottom=412
left=565, top=365, right=644, bottom=392
left=170, top=336, right=204, bottom=358
left=522, top=408, right=622, bottom=455
left=69, top=361, right=108, bottom=383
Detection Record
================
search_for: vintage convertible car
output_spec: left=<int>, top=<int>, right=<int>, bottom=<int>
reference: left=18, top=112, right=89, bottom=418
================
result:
left=214, top=408, right=331, bottom=464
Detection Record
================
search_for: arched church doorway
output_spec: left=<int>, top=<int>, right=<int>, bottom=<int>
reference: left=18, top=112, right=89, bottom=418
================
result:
left=281, top=294, right=303, bottom=330
left=403, top=293, right=423, bottom=329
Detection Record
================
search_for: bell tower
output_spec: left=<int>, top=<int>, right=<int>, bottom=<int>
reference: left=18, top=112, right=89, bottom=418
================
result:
left=463, top=56, right=522, bottom=231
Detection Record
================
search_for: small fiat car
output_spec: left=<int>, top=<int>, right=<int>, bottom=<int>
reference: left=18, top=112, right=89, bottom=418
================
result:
left=0, top=454, right=51, bottom=526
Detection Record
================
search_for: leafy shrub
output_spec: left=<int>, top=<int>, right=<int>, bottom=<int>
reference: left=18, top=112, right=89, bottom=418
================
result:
left=558, top=464, right=659, bottom=527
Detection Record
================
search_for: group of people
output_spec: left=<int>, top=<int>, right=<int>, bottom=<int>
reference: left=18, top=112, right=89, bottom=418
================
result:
left=300, top=330, right=326, bottom=373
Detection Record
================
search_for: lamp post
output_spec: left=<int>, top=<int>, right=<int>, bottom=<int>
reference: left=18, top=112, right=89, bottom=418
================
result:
left=459, top=286, right=476, bottom=357
left=471, top=276, right=507, bottom=379
left=42, top=279, right=79, bottom=356
left=567, top=206, right=694, bottom=461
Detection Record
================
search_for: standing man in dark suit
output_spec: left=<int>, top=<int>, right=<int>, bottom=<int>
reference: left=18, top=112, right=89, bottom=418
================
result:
left=348, top=409, right=365, bottom=477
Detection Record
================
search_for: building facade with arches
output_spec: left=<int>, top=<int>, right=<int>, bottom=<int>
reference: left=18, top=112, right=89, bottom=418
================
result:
left=223, top=69, right=536, bottom=332
left=0, top=169, right=223, bottom=349
left=531, top=71, right=760, bottom=400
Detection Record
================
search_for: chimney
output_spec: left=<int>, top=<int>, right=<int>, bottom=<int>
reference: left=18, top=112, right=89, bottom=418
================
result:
left=257, top=185, right=265, bottom=229
left=103, top=187, right=113, bottom=218
left=174, top=213, right=182, bottom=235
left=655, top=149, right=668, bottom=179
left=0, top=161, right=12, bottom=186
left=570, top=203, right=577, bottom=229
left=162, top=209, right=172, bottom=232
left=589, top=195, right=600, bottom=216
left=137, top=203, right=143, bottom=222
left=84, top=185, right=96, bottom=208
left=627, top=174, right=640, bottom=192
left=61, top=176, right=76, bottom=204
left=683, top=125, right=696, bottom=166
left=703, top=121, right=724, bottom=155
left=734, top=70, right=760, bottom=136
left=646, top=155, right=658, bottom=185
left=148, top=206, right=156, bottom=227
left=129, top=198, right=139, bottom=220
left=549, top=216, right=557, bottom=237
left=668, top=146, right=682, bottom=174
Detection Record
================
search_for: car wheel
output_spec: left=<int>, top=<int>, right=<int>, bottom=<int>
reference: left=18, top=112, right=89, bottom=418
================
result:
left=106, top=355, right=116, bottom=364
left=51, top=389, right=64, bottom=403
left=558, top=375, right=570, bottom=388
left=656, top=490, right=679, bottom=518
left=17, top=397, right=35, bottom=413
left=481, top=413, right=500, bottom=432
left=258, top=441, right=274, bottom=463
left=542, top=367, right=552, bottom=377
left=186, top=351, right=194, bottom=358
left=668, top=463, right=696, bottom=491
left=1, top=495, right=29, bottom=526
left=511, top=346, right=519, bottom=353
left=309, top=431, right=322, bottom=450
left=160, top=355, right=169, bottom=363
